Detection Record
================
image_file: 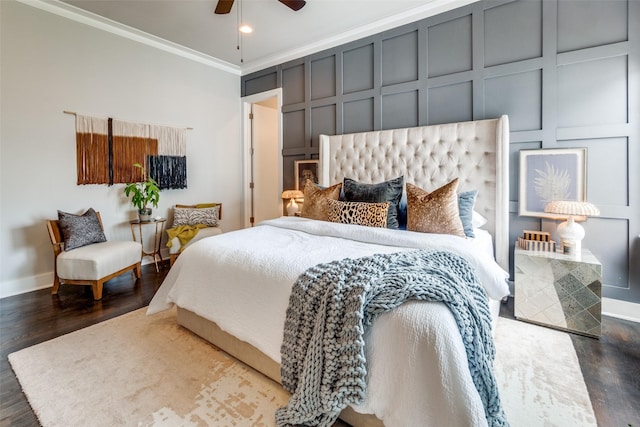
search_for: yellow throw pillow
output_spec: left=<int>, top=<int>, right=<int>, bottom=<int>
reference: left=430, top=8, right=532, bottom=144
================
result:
left=327, top=199, right=389, bottom=228
left=406, top=179, right=465, bottom=237
left=300, top=182, right=342, bottom=221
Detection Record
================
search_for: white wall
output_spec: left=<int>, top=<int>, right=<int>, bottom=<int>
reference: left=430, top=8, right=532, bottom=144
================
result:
left=0, top=1, right=243, bottom=297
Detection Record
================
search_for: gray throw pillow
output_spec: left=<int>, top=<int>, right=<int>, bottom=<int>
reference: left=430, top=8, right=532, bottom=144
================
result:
left=458, top=190, right=478, bottom=238
left=343, top=176, right=404, bottom=229
left=57, top=208, right=107, bottom=251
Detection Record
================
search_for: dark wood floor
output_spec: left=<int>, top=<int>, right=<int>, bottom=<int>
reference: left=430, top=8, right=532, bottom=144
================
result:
left=1, top=264, right=639, bottom=427
left=0, top=263, right=165, bottom=427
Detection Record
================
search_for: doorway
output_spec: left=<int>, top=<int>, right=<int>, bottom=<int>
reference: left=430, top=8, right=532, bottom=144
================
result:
left=241, top=88, right=283, bottom=228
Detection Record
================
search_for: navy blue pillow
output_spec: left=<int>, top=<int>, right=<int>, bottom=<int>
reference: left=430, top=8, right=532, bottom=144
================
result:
left=458, top=190, right=478, bottom=238
left=343, top=176, right=404, bottom=229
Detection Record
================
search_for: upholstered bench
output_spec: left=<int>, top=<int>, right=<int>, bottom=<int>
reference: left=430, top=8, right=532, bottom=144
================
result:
left=47, top=209, right=142, bottom=300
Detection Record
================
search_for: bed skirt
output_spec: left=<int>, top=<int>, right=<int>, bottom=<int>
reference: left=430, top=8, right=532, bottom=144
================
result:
left=176, top=307, right=384, bottom=427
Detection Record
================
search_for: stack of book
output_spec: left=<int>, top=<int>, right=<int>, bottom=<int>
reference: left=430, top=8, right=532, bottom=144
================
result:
left=517, top=230, right=556, bottom=252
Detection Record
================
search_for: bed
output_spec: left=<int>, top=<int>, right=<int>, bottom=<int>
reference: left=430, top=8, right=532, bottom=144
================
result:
left=148, top=116, right=511, bottom=427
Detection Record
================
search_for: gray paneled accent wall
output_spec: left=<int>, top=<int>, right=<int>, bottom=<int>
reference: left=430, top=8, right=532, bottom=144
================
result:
left=241, top=0, right=640, bottom=303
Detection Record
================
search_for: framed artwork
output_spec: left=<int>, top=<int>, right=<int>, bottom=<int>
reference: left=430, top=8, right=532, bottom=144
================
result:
left=294, top=160, right=319, bottom=191
left=519, top=148, right=586, bottom=218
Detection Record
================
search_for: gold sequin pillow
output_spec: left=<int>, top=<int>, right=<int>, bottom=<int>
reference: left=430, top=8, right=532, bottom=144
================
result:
left=406, top=179, right=465, bottom=237
left=300, top=182, right=342, bottom=221
left=327, top=199, right=389, bottom=228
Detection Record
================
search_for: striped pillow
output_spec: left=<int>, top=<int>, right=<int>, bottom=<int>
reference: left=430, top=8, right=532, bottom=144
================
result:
left=173, top=206, right=219, bottom=227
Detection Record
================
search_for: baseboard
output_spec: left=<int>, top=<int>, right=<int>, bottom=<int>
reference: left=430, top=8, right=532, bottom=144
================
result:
left=0, top=272, right=53, bottom=299
left=602, top=298, right=640, bottom=323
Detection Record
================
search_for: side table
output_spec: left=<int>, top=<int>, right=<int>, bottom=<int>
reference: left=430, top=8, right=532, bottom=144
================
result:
left=129, top=218, right=167, bottom=272
left=514, top=247, right=602, bottom=338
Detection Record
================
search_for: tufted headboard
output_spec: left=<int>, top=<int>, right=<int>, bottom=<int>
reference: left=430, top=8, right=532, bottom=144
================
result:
left=318, top=116, right=509, bottom=270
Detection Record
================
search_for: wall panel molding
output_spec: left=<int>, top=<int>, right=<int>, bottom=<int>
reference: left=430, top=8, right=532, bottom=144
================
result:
left=241, top=0, right=640, bottom=303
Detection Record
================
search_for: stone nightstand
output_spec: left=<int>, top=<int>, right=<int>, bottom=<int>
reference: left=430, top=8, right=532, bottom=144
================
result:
left=514, top=247, right=602, bottom=338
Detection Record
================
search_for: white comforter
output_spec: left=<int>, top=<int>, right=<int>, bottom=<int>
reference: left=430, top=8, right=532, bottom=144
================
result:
left=148, top=217, right=509, bottom=426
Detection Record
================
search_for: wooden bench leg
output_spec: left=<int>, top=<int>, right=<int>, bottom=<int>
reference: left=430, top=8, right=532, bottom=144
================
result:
left=92, top=281, right=104, bottom=300
left=51, top=275, right=60, bottom=295
left=134, top=262, right=142, bottom=279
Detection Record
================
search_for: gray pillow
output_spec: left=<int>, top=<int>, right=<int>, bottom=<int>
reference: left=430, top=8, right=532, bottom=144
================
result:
left=343, top=176, right=404, bottom=229
left=57, top=208, right=107, bottom=251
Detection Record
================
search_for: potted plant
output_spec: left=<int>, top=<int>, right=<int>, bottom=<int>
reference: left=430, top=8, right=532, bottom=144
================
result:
left=124, top=163, right=160, bottom=221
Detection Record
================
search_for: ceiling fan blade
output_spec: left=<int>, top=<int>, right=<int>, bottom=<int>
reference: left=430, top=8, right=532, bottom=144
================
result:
left=215, top=0, right=234, bottom=14
left=278, top=0, right=306, bottom=11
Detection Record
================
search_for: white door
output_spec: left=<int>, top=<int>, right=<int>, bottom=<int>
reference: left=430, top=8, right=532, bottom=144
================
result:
left=242, top=89, right=283, bottom=228
left=252, top=102, right=280, bottom=224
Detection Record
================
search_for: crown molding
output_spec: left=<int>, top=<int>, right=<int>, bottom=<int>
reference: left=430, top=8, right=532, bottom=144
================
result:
left=17, top=0, right=241, bottom=76
left=18, top=0, right=476, bottom=77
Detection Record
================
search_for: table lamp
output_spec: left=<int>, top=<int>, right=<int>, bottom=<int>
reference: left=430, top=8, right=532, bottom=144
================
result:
left=282, top=190, right=304, bottom=216
left=544, top=200, right=600, bottom=255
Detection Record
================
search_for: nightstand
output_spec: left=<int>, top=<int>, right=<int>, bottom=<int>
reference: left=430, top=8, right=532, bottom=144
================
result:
left=514, top=247, right=602, bottom=338
left=129, top=218, right=167, bottom=272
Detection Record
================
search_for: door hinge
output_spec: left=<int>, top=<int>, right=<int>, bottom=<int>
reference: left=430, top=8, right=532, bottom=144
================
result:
left=249, top=112, right=254, bottom=120
left=250, top=216, right=255, bottom=224
left=249, top=182, right=254, bottom=189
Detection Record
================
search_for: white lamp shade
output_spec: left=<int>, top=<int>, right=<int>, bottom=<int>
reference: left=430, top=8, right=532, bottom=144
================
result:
left=544, top=200, right=600, bottom=217
left=282, top=190, right=304, bottom=200
left=544, top=200, right=599, bottom=256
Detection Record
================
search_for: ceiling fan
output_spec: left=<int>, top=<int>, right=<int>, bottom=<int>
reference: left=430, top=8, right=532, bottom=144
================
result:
left=214, top=0, right=306, bottom=14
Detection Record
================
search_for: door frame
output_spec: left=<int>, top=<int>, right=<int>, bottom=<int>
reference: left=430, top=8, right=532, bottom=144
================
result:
left=241, top=88, right=283, bottom=228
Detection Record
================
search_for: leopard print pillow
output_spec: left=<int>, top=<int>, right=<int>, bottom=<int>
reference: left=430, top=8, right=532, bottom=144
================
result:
left=327, top=199, right=389, bottom=228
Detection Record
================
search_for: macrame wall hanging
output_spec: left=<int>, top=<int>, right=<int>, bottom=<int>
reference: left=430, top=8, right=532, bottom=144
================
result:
left=69, top=112, right=189, bottom=190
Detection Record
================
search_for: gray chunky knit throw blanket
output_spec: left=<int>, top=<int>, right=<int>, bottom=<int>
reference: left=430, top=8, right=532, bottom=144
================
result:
left=276, top=249, right=508, bottom=427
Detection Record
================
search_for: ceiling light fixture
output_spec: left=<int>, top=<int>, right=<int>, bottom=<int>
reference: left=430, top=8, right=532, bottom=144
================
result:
left=215, top=0, right=306, bottom=64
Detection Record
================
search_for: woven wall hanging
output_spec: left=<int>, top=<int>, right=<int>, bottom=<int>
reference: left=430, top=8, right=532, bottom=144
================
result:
left=70, top=112, right=188, bottom=190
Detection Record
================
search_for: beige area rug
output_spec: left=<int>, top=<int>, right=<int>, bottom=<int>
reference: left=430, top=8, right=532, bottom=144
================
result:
left=8, top=308, right=597, bottom=427
left=493, top=318, right=597, bottom=427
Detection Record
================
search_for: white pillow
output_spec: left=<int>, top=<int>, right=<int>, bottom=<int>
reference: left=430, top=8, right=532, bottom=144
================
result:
left=472, top=210, right=488, bottom=229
